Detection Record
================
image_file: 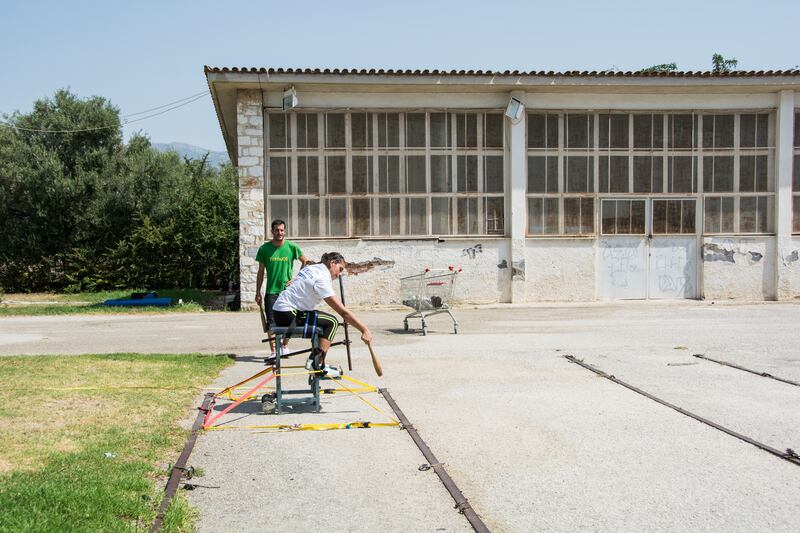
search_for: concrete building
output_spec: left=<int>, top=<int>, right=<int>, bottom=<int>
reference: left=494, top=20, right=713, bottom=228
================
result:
left=206, top=67, right=800, bottom=306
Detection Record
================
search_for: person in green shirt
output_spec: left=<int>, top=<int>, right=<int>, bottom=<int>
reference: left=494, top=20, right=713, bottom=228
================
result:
left=255, top=219, right=308, bottom=356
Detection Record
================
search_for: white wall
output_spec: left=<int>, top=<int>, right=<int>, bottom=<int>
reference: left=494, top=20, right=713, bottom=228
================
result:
left=702, top=237, right=776, bottom=300
left=526, top=239, right=595, bottom=301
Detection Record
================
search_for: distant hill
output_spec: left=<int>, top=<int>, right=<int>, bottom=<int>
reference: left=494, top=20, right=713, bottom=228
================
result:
left=153, top=142, right=229, bottom=167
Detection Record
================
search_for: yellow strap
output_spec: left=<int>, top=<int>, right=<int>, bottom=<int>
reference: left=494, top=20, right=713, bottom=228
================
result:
left=326, top=375, right=399, bottom=425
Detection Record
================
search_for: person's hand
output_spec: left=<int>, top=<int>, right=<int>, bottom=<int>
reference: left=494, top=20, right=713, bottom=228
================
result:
left=286, top=277, right=295, bottom=287
left=255, top=293, right=262, bottom=306
left=361, top=329, right=372, bottom=344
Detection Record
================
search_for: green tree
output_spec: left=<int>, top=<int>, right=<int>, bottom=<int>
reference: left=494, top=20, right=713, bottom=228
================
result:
left=712, top=53, right=738, bottom=73
left=639, top=63, right=678, bottom=74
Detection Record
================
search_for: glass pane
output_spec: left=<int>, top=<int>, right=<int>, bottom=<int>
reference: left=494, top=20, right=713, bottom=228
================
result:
left=633, top=156, right=663, bottom=193
left=406, top=198, right=427, bottom=235
left=432, top=197, right=451, bottom=235
left=667, top=200, right=682, bottom=234
left=327, top=198, right=347, bottom=237
left=431, top=155, right=451, bottom=193
left=563, top=198, right=580, bottom=234
left=528, top=156, right=557, bottom=193
left=609, top=156, right=628, bottom=193
left=740, top=114, right=756, bottom=148
left=457, top=113, right=478, bottom=148
left=484, top=114, right=504, bottom=148
left=740, top=196, right=757, bottom=233
left=351, top=113, right=372, bottom=148
left=377, top=198, right=400, bottom=235
left=705, top=197, right=734, bottom=233
left=600, top=114, right=628, bottom=149
left=669, top=114, right=695, bottom=149
left=457, top=197, right=479, bottom=234
left=794, top=155, right=800, bottom=191
left=484, top=156, right=504, bottom=193
left=703, top=156, right=733, bottom=192
left=297, top=156, right=319, bottom=194
left=457, top=155, right=478, bottom=192
left=405, top=155, right=426, bottom=193
left=352, top=156, right=372, bottom=194
left=601, top=200, right=616, bottom=234
left=652, top=200, right=667, bottom=234
left=528, top=198, right=559, bottom=235
left=633, top=114, right=652, bottom=149
left=682, top=200, right=696, bottom=234
left=352, top=198, right=371, bottom=236
left=567, top=114, right=592, bottom=148
left=269, top=199, right=290, bottom=230
left=268, top=114, right=289, bottom=149
left=325, top=113, right=345, bottom=148
left=269, top=157, right=289, bottom=195
left=566, top=156, right=593, bottom=192
left=296, top=199, right=320, bottom=237
left=756, top=114, right=769, bottom=148
left=485, top=197, right=504, bottom=235
left=378, top=113, right=400, bottom=148
left=378, top=156, right=400, bottom=193
left=527, top=114, right=546, bottom=148
left=793, top=195, right=800, bottom=233
left=668, top=156, right=695, bottom=193
left=406, top=113, right=426, bottom=148
left=297, top=113, right=318, bottom=149
left=326, top=156, right=346, bottom=194
left=631, top=200, right=646, bottom=234
left=704, top=114, right=734, bottom=148
left=430, top=113, right=450, bottom=148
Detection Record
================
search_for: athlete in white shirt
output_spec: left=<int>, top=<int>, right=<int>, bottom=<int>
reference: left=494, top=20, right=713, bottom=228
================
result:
left=272, top=252, right=372, bottom=376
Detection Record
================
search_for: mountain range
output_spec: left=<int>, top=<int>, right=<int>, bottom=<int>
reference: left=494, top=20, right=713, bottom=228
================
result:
left=152, top=142, right=230, bottom=167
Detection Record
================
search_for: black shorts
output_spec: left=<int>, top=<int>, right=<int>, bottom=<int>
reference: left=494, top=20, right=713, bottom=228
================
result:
left=264, top=293, right=281, bottom=327
left=273, top=309, right=339, bottom=342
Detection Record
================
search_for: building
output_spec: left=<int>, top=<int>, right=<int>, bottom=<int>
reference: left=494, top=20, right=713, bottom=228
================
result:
left=205, top=66, right=800, bottom=306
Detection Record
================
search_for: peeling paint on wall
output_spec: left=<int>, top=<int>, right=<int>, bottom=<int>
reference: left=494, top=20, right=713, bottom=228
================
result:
left=345, top=257, right=396, bottom=276
left=786, top=250, right=800, bottom=263
left=462, top=244, right=483, bottom=259
left=497, top=259, right=508, bottom=269
left=703, top=243, right=735, bottom=263
left=748, top=251, right=763, bottom=262
left=512, top=260, right=525, bottom=281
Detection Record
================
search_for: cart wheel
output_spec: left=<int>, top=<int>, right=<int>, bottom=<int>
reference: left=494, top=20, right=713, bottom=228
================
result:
left=261, top=393, right=276, bottom=414
left=403, top=321, right=408, bottom=331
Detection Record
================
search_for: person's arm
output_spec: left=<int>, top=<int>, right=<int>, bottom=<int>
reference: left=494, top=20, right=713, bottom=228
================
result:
left=324, top=295, right=372, bottom=344
left=255, top=262, right=265, bottom=306
left=299, top=254, right=309, bottom=267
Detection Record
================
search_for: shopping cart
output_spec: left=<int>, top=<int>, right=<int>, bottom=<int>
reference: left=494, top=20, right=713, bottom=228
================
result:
left=399, top=266, right=461, bottom=335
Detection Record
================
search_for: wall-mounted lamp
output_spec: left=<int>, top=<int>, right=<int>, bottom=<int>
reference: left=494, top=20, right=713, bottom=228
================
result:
left=504, top=96, right=524, bottom=124
left=282, top=86, right=298, bottom=112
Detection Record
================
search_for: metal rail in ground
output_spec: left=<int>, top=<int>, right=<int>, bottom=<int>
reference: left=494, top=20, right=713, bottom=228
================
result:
left=151, top=393, right=213, bottom=532
left=693, top=353, right=800, bottom=387
left=379, top=388, right=490, bottom=533
left=564, top=355, right=800, bottom=468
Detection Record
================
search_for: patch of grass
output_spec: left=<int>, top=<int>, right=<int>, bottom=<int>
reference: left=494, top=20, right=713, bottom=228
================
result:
left=0, top=353, right=233, bottom=532
left=0, top=289, right=222, bottom=316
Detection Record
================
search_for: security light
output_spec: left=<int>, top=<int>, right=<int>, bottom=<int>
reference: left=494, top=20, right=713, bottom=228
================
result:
left=282, top=86, right=298, bottom=112
left=505, top=96, right=524, bottom=123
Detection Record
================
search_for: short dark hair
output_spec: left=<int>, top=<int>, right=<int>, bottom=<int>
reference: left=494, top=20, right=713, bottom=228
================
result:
left=320, top=252, right=345, bottom=266
left=271, top=219, right=286, bottom=230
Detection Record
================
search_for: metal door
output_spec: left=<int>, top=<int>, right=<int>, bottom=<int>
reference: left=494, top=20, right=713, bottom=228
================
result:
left=598, top=198, right=698, bottom=300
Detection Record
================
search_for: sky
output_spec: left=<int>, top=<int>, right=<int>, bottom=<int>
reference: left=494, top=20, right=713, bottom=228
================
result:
left=2, top=0, right=798, bottom=153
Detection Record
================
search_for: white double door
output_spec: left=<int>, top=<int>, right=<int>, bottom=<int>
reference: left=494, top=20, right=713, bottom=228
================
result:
left=598, top=198, right=698, bottom=300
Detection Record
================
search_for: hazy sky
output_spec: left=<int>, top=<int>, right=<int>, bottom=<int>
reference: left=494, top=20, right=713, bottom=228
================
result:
left=2, top=0, right=797, bottom=152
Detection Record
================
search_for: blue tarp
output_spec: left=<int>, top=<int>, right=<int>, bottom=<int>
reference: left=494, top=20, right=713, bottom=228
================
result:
left=103, top=292, right=173, bottom=307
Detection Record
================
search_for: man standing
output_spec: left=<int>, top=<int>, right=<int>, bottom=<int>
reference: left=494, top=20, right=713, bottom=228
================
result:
left=255, top=219, right=308, bottom=357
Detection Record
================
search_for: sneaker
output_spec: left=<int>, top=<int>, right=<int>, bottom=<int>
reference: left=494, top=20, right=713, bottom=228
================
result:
left=265, top=353, right=277, bottom=365
left=321, top=364, right=342, bottom=379
left=280, top=344, right=291, bottom=356
left=305, top=356, right=316, bottom=371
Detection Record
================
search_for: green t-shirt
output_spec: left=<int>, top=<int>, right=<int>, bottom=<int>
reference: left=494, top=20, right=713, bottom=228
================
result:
left=256, top=240, right=303, bottom=294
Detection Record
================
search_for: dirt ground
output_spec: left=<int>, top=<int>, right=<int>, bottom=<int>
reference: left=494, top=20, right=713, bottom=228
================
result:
left=2, top=301, right=799, bottom=532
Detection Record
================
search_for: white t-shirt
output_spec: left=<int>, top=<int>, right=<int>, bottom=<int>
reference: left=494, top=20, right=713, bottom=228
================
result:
left=273, top=263, right=336, bottom=312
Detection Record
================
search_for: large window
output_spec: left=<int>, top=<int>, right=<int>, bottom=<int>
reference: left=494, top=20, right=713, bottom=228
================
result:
left=266, top=111, right=505, bottom=237
left=526, top=111, right=775, bottom=236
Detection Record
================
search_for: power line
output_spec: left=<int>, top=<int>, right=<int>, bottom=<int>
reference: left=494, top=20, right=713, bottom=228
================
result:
left=0, top=91, right=210, bottom=134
